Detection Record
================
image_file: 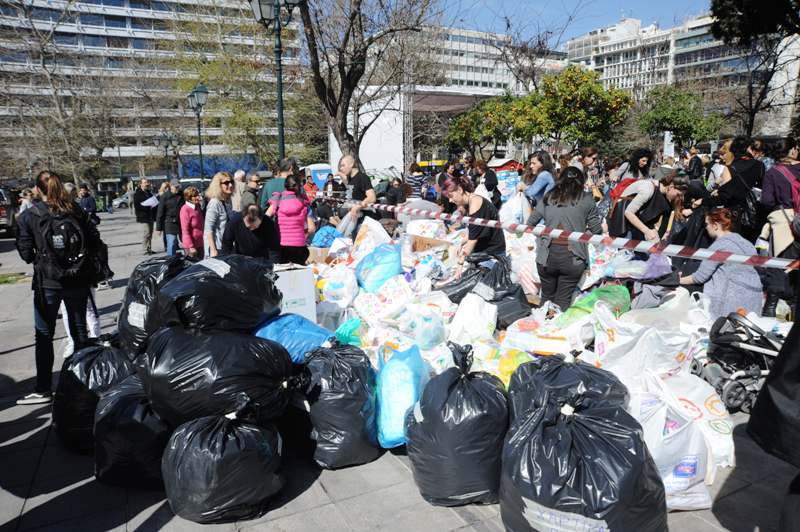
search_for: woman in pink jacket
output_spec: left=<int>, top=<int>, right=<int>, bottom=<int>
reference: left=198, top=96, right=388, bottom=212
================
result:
left=179, top=186, right=205, bottom=258
left=267, top=176, right=316, bottom=264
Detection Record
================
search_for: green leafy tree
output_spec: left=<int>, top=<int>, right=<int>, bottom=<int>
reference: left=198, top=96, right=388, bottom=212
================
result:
left=534, top=66, right=631, bottom=148
left=445, top=95, right=514, bottom=159
left=639, top=86, right=725, bottom=149
left=711, top=0, right=800, bottom=46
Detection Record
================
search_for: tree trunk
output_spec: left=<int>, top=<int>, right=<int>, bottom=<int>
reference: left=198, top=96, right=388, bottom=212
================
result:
left=330, top=120, right=365, bottom=171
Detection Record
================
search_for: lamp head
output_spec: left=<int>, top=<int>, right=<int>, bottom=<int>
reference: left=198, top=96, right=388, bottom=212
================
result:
left=193, top=83, right=209, bottom=106
left=249, top=0, right=274, bottom=24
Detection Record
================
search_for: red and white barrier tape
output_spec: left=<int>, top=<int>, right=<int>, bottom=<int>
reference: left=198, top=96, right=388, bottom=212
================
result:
left=330, top=199, right=800, bottom=271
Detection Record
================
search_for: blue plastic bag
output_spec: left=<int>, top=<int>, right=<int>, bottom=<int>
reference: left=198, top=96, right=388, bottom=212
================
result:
left=376, top=345, right=430, bottom=448
left=355, top=244, right=402, bottom=293
left=311, top=225, right=342, bottom=248
left=254, top=314, right=332, bottom=363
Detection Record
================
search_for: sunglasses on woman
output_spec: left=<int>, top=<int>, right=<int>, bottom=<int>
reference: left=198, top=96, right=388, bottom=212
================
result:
left=221, top=181, right=233, bottom=186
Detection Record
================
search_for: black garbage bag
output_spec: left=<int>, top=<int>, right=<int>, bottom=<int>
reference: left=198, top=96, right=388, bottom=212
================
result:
left=53, top=335, right=135, bottom=453
left=747, top=316, right=800, bottom=468
left=500, top=357, right=667, bottom=532
left=494, top=285, right=532, bottom=330
left=156, top=255, right=282, bottom=332
left=94, top=374, right=171, bottom=489
left=405, top=342, right=508, bottom=506
left=118, top=255, right=189, bottom=357
left=507, top=355, right=630, bottom=419
left=438, top=266, right=484, bottom=304
left=162, top=415, right=285, bottom=524
left=304, top=342, right=379, bottom=469
left=139, top=327, right=296, bottom=427
left=473, top=256, right=515, bottom=302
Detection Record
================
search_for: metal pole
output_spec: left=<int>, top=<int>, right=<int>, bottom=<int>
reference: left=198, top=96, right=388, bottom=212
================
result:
left=273, top=0, right=285, bottom=160
left=117, top=144, right=123, bottom=181
left=196, top=111, right=205, bottom=189
left=164, top=145, right=169, bottom=180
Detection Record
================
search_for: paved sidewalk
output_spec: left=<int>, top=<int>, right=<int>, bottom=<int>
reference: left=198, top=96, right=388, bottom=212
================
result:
left=0, top=212, right=797, bottom=532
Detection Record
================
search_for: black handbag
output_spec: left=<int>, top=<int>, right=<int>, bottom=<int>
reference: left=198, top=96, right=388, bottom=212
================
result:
left=730, top=168, right=759, bottom=230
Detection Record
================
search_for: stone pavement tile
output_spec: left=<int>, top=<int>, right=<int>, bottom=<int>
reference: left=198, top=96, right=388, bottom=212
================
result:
left=451, top=503, right=499, bottom=526
left=318, top=452, right=409, bottom=501
left=710, top=480, right=786, bottom=532
left=667, top=511, right=725, bottom=532
left=31, top=439, right=94, bottom=487
left=17, top=476, right=127, bottom=531
left=0, top=418, right=51, bottom=451
left=708, top=469, right=750, bottom=501
left=240, top=502, right=352, bottom=532
left=240, top=459, right=329, bottom=525
left=451, top=515, right=505, bottom=532
left=333, top=479, right=466, bottom=532
left=0, top=403, right=51, bottom=425
left=126, top=491, right=235, bottom=532
left=19, top=507, right=127, bottom=532
left=0, top=482, right=27, bottom=532
left=0, top=446, right=44, bottom=490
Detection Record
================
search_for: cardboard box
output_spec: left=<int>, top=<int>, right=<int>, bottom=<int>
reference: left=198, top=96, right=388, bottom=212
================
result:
left=273, top=264, right=317, bottom=323
left=307, top=247, right=330, bottom=264
left=411, top=235, right=450, bottom=252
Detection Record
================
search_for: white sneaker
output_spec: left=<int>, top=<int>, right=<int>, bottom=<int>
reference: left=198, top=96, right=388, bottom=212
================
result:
left=16, top=392, right=53, bottom=405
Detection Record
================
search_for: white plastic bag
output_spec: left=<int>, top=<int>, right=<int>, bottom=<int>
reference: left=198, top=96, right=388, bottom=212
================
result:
left=350, top=216, right=392, bottom=265
left=621, top=288, right=712, bottom=334
left=353, top=274, right=414, bottom=322
left=499, top=192, right=532, bottom=225
left=593, top=302, right=696, bottom=389
left=630, top=373, right=713, bottom=511
left=399, top=304, right=446, bottom=350
left=660, top=372, right=736, bottom=473
left=406, top=219, right=447, bottom=240
left=448, top=293, right=497, bottom=345
left=336, top=212, right=357, bottom=238
left=319, top=264, right=359, bottom=307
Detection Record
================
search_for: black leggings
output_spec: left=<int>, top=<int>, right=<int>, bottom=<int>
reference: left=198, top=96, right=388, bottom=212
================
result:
left=280, top=246, right=309, bottom=265
left=537, top=245, right=586, bottom=311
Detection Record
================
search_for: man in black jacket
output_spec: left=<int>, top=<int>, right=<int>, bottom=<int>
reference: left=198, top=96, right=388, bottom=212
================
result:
left=134, top=178, right=157, bottom=254
left=240, top=173, right=261, bottom=213
left=156, top=178, right=183, bottom=256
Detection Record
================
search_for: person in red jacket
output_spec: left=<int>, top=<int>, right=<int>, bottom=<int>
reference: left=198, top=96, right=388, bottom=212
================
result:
left=267, top=175, right=316, bottom=264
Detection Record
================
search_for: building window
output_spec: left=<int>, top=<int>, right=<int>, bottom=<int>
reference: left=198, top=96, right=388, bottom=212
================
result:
left=103, top=0, right=126, bottom=6
left=131, top=17, right=152, bottom=30
left=132, top=38, right=153, bottom=50
left=54, top=33, right=79, bottom=46
left=106, top=57, right=124, bottom=69
left=105, top=15, right=127, bottom=28
left=83, top=34, right=107, bottom=47
left=80, top=12, right=104, bottom=26
left=129, top=0, right=150, bottom=8
left=108, top=36, right=129, bottom=48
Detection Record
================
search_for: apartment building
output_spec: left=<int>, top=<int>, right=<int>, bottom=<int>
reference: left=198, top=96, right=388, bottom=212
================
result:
left=0, top=0, right=300, bottom=177
left=565, top=15, right=800, bottom=135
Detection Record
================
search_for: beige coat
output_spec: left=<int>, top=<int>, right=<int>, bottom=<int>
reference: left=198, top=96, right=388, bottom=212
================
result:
left=760, top=208, right=795, bottom=257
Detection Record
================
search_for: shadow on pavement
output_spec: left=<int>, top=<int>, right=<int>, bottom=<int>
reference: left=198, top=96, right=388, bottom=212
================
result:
left=711, top=423, right=799, bottom=532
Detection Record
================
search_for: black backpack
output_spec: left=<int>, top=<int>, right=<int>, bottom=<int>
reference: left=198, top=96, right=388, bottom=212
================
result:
left=36, top=210, right=90, bottom=282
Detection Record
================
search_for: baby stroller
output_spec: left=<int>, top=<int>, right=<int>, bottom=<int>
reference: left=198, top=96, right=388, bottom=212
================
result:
left=691, top=312, right=784, bottom=413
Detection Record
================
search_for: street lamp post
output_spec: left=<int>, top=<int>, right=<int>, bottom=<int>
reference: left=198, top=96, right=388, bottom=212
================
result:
left=249, top=0, right=302, bottom=161
left=187, top=83, right=209, bottom=188
left=154, top=132, right=180, bottom=180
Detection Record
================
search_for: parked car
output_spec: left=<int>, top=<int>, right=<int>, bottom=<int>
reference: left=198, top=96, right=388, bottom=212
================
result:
left=112, top=191, right=130, bottom=209
left=0, top=187, right=19, bottom=237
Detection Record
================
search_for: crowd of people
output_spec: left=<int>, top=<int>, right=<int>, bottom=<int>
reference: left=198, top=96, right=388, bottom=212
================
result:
left=11, top=135, right=800, bottom=406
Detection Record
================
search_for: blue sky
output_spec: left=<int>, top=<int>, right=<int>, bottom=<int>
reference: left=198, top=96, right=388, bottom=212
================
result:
left=449, top=0, right=711, bottom=48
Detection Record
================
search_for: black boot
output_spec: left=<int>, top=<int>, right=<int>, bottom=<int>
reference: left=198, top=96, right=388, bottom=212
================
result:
left=763, top=292, right=779, bottom=318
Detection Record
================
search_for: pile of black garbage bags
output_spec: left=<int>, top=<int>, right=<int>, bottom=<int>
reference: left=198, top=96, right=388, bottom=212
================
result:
left=439, top=254, right=531, bottom=330
left=51, top=253, right=670, bottom=529
left=51, top=255, right=391, bottom=524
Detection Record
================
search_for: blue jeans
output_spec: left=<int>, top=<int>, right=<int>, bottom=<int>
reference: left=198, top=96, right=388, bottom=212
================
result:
left=165, top=233, right=179, bottom=256
left=34, top=285, right=89, bottom=393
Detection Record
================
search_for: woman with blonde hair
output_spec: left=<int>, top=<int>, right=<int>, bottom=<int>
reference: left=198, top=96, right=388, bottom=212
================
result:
left=204, top=171, right=234, bottom=257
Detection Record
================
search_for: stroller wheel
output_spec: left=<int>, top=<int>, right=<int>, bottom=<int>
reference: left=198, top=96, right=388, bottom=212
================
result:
left=722, top=380, right=748, bottom=411
left=690, top=358, right=704, bottom=377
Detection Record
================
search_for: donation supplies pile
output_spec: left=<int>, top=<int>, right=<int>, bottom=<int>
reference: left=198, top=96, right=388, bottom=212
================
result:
left=48, top=204, right=778, bottom=527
